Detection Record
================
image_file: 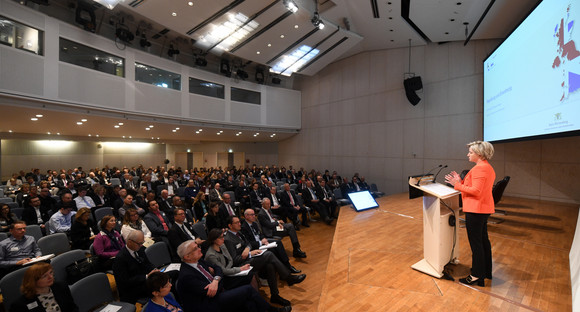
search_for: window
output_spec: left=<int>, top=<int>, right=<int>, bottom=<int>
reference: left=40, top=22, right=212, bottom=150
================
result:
left=59, top=38, right=124, bottom=77
left=135, top=62, right=181, bottom=91
left=231, top=87, right=260, bottom=105
left=189, top=77, right=224, bottom=99
left=0, top=16, right=43, bottom=55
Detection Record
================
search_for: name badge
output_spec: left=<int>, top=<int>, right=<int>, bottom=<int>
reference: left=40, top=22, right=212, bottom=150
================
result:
left=236, top=243, right=242, bottom=249
left=10, top=247, right=19, bottom=252
left=27, top=301, right=39, bottom=309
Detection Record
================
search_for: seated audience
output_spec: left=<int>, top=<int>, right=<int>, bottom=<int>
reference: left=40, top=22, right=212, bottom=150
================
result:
left=54, top=192, right=77, bottom=214
left=144, top=272, right=182, bottom=312
left=0, top=204, right=18, bottom=232
left=176, top=240, right=290, bottom=312
left=48, top=206, right=76, bottom=234
left=280, top=183, right=309, bottom=228
left=143, top=200, right=171, bottom=244
left=167, top=208, right=205, bottom=259
left=113, top=230, right=158, bottom=304
left=258, top=199, right=306, bottom=258
left=73, top=187, right=95, bottom=211
left=205, top=202, right=227, bottom=233
left=204, top=228, right=255, bottom=291
left=70, top=207, right=98, bottom=250
left=10, top=263, right=79, bottom=312
left=192, top=192, right=208, bottom=221
left=22, top=197, right=50, bottom=234
left=93, top=215, right=125, bottom=270
left=0, top=221, right=42, bottom=277
left=121, top=207, right=154, bottom=247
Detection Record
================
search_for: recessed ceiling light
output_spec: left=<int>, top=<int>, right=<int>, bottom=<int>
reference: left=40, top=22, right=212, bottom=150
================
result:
left=172, top=130, right=177, bottom=132
left=8, top=130, right=12, bottom=133
left=88, top=134, right=91, bottom=137
left=267, top=43, right=271, bottom=47
left=175, top=127, right=180, bottom=130
left=157, top=137, right=160, bottom=140
left=172, top=12, right=177, bottom=17
left=146, top=128, right=150, bottom=130
left=280, top=34, right=285, bottom=38
left=114, top=125, right=120, bottom=128
left=236, top=133, right=240, bottom=136
left=123, top=136, right=126, bottom=138
left=149, top=125, right=154, bottom=128
left=188, top=1, right=193, bottom=6
left=257, top=51, right=261, bottom=55
left=36, top=114, right=43, bottom=118
left=47, top=132, right=51, bottom=135
left=77, top=122, right=83, bottom=125
left=118, top=122, right=124, bottom=126
left=151, top=137, right=154, bottom=139
left=81, top=119, right=87, bottom=122
left=31, top=117, right=38, bottom=121
left=129, top=136, right=132, bottom=139
left=195, top=131, right=200, bottom=134
left=294, top=25, right=298, bottom=29
left=96, top=134, right=99, bottom=137
left=219, top=130, right=223, bottom=133
left=217, top=132, right=221, bottom=135
left=198, top=129, right=203, bottom=132
left=57, top=132, right=60, bottom=135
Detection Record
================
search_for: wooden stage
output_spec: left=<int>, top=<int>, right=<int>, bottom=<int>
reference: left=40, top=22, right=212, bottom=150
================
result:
left=275, top=193, right=578, bottom=312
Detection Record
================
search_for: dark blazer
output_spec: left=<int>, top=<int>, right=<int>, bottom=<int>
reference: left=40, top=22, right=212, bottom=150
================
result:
left=157, top=197, right=174, bottom=223
left=21, top=206, right=50, bottom=226
left=223, top=231, right=251, bottom=266
left=177, top=260, right=224, bottom=312
left=112, top=246, right=156, bottom=304
left=240, top=221, right=265, bottom=250
left=143, top=211, right=171, bottom=238
left=205, top=213, right=227, bottom=233
left=248, top=190, right=262, bottom=208
left=257, top=209, right=281, bottom=238
left=280, top=189, right=299, bottom=209
left=70, top=219, right=98, bottom=250
left=167, top=222, right=201, bottom=257
left=218, top=202, right=239, bottom=220
left=10, top=282, right=79, bottom=312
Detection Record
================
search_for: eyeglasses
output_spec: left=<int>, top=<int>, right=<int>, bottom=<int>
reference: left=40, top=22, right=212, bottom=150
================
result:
left=130, top=239, right=145, bottom=245
left=246, top=213, right=255, bottom=216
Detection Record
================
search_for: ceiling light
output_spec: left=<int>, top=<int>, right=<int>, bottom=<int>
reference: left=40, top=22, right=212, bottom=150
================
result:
left=57, top=132, right=60, bottom=135
left=219, top=130, right=223, bottom=133
left=217, top=132, right=221, bottom=135
left=8, top=130, right=12, bottom=133
left=77, top=122, right=83, bottom=125
left=149, top=125, right=154, bottom=128
left=145, top=128, right=150, bottom=130
left=195, top=131, right=200, bottom=134
left=280, top=34, right=285, bottom=38
left=172, top=12, right=177, bottom=17
left=198, top=129, right=203, bottom=132
left=118, top=122, right=124, bottom=125
left=283, top=0, right=298, bottom=13
left=96, top=134, right=99, bottom=137
left=31, top=117, right=38, bottom=121
left=81, top=119, right=87, bottom=122
left=202, top=12, right=259, bottom=51
left=311, top=12, right=324, bottom=29
left=93, top=0, right=124, bottom=10
left=236, top=133, right=240, bottom=136
left=294, top=25, right=299, bottom=29
left=172, top=130, right=177, bottom=132
left=267, top=43, right=271, bottom=47
left=256, top=51, right=261, bottom=55
left=36, top=114, right=43, bottom=117
left=114, top=125, right=120, bottom=128
left=123, top=136, right=125, bottom=138
left=88, top=134, right=91, bottom=137
left=188, top=1, right=193, bottom=6
left=270, top=45, right=319, bottom=76
left=157, top=137, right=160, bottom=140
left=176, top=127, right=180, bottom=130
left=47, top=132, right=51, bottom=135
left=129, top=136, right=132, bottom=138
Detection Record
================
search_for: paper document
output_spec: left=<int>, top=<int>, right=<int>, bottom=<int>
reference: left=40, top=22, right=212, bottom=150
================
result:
left=259, top=242, right=277, bottom=250
left=420, top=183, right=459, bottom=198
left=232, top=266, right=253, bottom=276
left=162, top=263, right=181, bottom=272
left=97, top=304, right=122, bottom=312
left=25, top=254, right=55, bottom=266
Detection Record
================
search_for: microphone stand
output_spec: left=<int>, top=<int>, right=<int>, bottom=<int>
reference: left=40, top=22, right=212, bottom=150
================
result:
left=415, top=165, right=442, bottom=186
left=432, top=165, right=448, bottom=183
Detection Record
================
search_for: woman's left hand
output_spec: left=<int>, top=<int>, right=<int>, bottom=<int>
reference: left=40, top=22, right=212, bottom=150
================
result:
left=445, top=171, right=461, bottom=186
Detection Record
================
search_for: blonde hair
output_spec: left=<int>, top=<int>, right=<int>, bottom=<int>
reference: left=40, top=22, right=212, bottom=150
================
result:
left=467, top=141, right=494, bottom=160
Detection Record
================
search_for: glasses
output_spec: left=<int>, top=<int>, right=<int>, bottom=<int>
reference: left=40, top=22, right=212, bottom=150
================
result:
left=246, top=213, right=255, bottom=216
left=130, top=239, right=145, bottom=245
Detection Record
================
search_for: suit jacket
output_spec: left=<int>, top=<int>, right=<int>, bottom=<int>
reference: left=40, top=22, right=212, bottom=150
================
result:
left=454, top=160, right=496, bottom=214
left=143, top=211, right=171, bottom=238
left=177, top=260, right=224, bottom=312
left=240, top=221, right=265, bottom=250
left=218, top=202, right=239, bottom=219
left=167, top=222, right=199, bottom=254
left=208, top=188, right=224, bottom=203
left=204, top=244, right=244, bottom=276
left=157, top=197, right=174, bottom=223
left=21, top=206, right=50, bottom=226
left=257, top=209, right=281, bottom=238
left=10, top=282, right=79, bottom=312
left=112, top=246, right=156, bottom=303
left=223, top=231, right=251, bottom=266
left=280, top=190, right=299, bottom=209
left=248, top=189, right=262, bottom=208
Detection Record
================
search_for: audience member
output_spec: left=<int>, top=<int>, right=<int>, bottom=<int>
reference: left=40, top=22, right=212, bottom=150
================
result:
left=21, top=197, right=50, bottom=234
left=257, top=199, right=306, bottom=258
left=10, top=263, right=79, bottom=312
left=93, top=215, right=125, bottom=271
left=0, top=222, right=42, bottom=277
left=192, top=192, right=208, bottom=221
left=206, top=202, right=227, bottom=233
left=74, top=188, right=95, bottom=211
left=144, top=272, right=182, bottom=312
left=48, top=206, right=76, bottom=234
left=121, top=207, right=154, bottom=247
left=143, top=200, right=171, bottom=244
left=70, top=207, right=98, bottom=250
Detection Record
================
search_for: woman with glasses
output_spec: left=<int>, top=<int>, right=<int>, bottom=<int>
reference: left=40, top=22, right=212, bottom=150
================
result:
left=121, top=207, right=154, bottom=248
left=143, top=272, right=182, bottom=312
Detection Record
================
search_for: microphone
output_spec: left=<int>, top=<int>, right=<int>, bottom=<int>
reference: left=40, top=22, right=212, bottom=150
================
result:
left=433, top=165, right=448, bottom=183
left=416, top=165, right=442, bottom=186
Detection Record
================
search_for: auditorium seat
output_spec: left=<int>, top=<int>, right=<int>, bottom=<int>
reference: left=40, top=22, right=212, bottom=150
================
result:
left=70, top=272, right=136, bottom=312
left=38, top=233, right=70, bottom=256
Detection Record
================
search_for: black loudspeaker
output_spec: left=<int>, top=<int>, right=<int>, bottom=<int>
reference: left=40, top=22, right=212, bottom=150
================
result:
left=404, top=76, right=423, bottom=106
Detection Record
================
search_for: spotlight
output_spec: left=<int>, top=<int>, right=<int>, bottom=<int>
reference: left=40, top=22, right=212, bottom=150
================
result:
left=220, top=59, right=231, bottom=77
left=139, top=34, right=151, bottom=48
left=236, top=69, right=248, bottom=80
left=283, top=0, right=298, bottom=13
left=168, top=44, right=180, bottom=57
left=195, top=55, right=208, bottom=67
left=115, top=23, right=134, bottom=43
left=255, top=68, right=265, bottom=84
left=311, top=12, right=325, bottom=29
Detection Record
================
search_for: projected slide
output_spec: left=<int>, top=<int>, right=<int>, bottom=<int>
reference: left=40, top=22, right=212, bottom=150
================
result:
left=484, top=0, right=580, bottom=142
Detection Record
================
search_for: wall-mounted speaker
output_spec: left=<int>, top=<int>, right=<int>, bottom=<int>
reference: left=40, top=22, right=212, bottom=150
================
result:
left=404, top=76, right=423, bottom=106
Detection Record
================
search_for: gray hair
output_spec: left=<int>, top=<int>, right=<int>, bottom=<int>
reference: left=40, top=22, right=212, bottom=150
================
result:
left=126, top=229, right=143, bottom=242
left=177, top=240, right=196, bottom=260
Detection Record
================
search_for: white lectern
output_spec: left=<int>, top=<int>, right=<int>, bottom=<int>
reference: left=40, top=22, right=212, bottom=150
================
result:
left=409, top=177, right=461, bottom=278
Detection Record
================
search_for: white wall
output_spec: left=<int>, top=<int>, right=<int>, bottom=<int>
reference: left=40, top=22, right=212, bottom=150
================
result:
left=280, top=40, right=580, bottom=204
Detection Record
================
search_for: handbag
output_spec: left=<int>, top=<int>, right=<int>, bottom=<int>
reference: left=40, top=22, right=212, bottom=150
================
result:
left=65, top=256, right=99, bottom=284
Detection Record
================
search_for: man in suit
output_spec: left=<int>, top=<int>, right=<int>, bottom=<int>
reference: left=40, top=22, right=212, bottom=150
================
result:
left=167, top=208, right=205, bottom=260
left=303, top=180, right=333, bottom=225
left=265, top=186, right=287, bottom=222
left=157, top=189, right=175, bottom=223
left=234, top=180, right=250, bottom=210
left=176, top=240, right=290, bottom=312
left=223, top=216, right=305, bottom=294
left=248, top=182, right=263, bottom=209
left=241, top=209, right=302, bottom=274
left=143, top=200, right=171, bottom=244
left=280, top=183, right=309, bottom=228
left=21, top=197, right=50, bottom=234
left=113, top=230, right=157, bottom=304
left=208, top=183, right=224, bottom=203
left=258, top=199, right=306, bottom=258
left=316, top=180, right=338, bottom=219
left=218, top=193, right=239, bottom=220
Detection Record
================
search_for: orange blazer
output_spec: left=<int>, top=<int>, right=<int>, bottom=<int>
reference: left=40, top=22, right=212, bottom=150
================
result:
left=454, top=160, right=496, bottom=214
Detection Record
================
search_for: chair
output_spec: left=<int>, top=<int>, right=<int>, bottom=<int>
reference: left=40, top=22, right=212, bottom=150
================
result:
left=0, top=232, right=8, bottom=241
left=25, top=224, right=44, bottom=241
left=0, top=198, right=13, bottom=204
left=192, top=221, right=207, bottom=240
left=70, top=272, right=136, bottom=312
left=156, top=185, right=167, bottom=195
left=51, top=249, right=87, bottom=284
left=110, top=178, right=121, bottom=187
left=276, top=181, right=285, bottom=187
left=0, top=266, right=29, bottom=310
left=37, top=232, right=70, bottom=256
left=94, top=207, right=114, bottom=223
left=370, top=183, right=385, bottom=197
left=6, top=202, right=18, bottom=209
left=177, top=186, right=186, bottom=198
left=145, top=242, right=172, bottom=268
left=290, top=184, right=298, bottom=191
left=488, top=176, right=511, bottom=224
left=333, top=188, right=350, bottom=206
left=12, top=207, right=24, bottom=219
left=223, top=191, right=240, bottom=207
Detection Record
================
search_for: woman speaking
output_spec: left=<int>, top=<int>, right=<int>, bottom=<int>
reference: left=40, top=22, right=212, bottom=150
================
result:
left=445, top=141, right=495, bottom=287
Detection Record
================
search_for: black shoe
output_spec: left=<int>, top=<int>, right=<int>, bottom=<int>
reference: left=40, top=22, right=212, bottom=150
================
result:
left=286, top=274, right=306, bottom=286
left=301, top=221, right=310, bottom=228
left=294, top=224, right=300, bottom=231
left=270, top=294, right=291, bottom=307
left=269, top=306, right=292, bottom=312
left=459, top=275, right=485, bottom=287
left=289, top=265, right=302, bottom=274
left=293, top=249, right=306, bottom=258
left=324, top=217, right=333, bottom=225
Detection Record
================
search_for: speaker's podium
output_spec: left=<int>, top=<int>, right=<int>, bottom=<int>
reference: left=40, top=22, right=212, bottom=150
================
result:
left=408, top=175, right=461, bottom=278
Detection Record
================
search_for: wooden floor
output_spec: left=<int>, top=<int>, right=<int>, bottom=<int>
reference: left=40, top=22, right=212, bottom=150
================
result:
left=270, top=193, right=578, bottom=312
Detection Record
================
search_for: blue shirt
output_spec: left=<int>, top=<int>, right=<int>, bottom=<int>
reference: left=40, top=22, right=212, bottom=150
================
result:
left=0, top=235, right=42, bottom=268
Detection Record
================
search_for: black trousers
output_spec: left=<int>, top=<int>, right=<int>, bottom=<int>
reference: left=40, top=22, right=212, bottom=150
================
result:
left=465, top=212, right=492, bottom=279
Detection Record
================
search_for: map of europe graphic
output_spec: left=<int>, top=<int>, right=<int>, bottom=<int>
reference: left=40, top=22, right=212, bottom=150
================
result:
left=553, top=4, right=580, bottom=101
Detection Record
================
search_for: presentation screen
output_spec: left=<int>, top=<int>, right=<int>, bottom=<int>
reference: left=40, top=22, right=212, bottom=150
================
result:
left=347, top=191, right=379, bottom=212
left=483, top=0, right=580, bottom=143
